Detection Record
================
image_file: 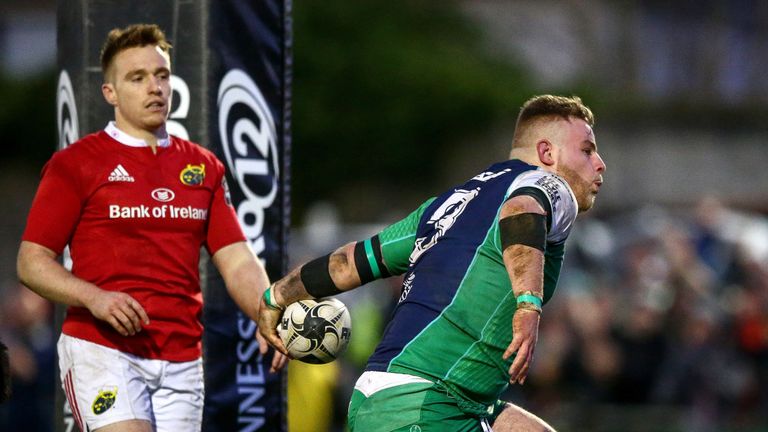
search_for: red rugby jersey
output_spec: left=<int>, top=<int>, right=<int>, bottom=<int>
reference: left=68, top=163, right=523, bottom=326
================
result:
left=22, top=125, right=246, bottom=361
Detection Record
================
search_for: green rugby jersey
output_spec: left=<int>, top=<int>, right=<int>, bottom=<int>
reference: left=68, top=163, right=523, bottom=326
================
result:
left=364, top=159, right=577, bottom=410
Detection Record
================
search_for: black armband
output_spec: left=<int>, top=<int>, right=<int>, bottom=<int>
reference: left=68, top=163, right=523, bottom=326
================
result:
left=354, top=235, right=391, bottom=285
left=500, top=213, right=547, bottom=252
left=300, top=253, right=341, bottom=298
left=508, top=187, right=552, bottom=231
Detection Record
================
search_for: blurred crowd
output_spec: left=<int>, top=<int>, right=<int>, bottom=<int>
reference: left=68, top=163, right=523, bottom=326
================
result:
left=306, top=197, right=768, bottom=432
left=2, top=196, right=767, bottom=432
left=0, top=279, right=55, bottom=431
left=514, top=196, right=768, bottom=431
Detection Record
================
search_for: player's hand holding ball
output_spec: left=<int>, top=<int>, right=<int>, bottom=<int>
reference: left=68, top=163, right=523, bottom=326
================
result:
left=277, top=298, right=352, bottom=364
left=257, top=286, right=292, bottom=373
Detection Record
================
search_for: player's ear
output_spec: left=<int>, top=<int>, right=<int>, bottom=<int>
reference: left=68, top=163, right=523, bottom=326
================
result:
left=536, top=140, right=555, bottom=166
left=102, top=82, right=117, bottom=106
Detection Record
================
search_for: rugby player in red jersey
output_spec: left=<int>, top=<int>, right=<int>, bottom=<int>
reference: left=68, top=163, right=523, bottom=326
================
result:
left=17, top=24, right=286, bottom=432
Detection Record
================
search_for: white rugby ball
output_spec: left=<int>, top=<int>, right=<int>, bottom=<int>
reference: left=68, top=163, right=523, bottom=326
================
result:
left=277, top=298, right=352, bottom=364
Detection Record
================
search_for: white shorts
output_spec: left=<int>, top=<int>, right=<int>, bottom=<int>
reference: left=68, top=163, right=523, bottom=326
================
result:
left=58, top=334, right=204, bottom=431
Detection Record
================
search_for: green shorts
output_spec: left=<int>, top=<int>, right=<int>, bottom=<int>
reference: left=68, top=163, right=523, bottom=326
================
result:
left=347, top=372, right=501, bottom=432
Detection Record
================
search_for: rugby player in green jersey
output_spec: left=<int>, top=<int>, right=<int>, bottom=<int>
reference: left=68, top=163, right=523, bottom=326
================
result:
left=260, top=94, right=606, bottom=431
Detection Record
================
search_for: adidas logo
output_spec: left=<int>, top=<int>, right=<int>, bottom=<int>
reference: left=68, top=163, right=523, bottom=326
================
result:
left=108, top=164, right=135, bottom=182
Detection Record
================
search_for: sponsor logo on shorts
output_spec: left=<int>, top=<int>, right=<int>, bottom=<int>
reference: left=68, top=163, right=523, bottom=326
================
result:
left=151, top=188, right=175, bottom=202
left=180, top=163, right=205, bottom=186
left=91, top=386, right=118, bottom=415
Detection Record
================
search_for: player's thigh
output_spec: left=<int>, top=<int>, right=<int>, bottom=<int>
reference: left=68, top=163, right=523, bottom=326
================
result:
left=348, top=382, right=487, bottom=432
left=58, top=335, right=153, bottom=431
left=490, top=402, right=556, bottom=432
left=151, top=357, right=204, bottom=432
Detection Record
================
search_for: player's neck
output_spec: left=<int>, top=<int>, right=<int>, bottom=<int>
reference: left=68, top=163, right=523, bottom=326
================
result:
left=113, top=119, right=167, bottom=154
left=509, top=147, right=541, bottom=167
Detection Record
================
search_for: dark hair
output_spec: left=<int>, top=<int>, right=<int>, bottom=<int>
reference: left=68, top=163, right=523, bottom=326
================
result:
left=100, top=24, right=172, bottom=78
left=516, top=94, right=594, bottom=128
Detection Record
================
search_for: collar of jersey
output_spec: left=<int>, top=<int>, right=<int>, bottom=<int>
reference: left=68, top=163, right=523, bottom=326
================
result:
left=105, top=122, right=171, bottom=148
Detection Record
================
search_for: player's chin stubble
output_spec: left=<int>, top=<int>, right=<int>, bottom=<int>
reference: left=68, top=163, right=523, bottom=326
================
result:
left=557, top=165, right=595, bottom=213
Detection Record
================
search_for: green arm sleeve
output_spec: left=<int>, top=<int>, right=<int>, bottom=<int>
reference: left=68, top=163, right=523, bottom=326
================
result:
left=377, top=197, right=436, bottom=275
left=542, top=240, right=565, bottom=304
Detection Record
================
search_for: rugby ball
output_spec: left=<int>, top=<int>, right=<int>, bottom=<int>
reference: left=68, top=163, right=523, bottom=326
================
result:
left=277, top=298, right=352, bottom=364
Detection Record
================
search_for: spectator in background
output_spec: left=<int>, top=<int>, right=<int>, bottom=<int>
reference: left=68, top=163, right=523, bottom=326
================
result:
left=0, top=284, right=55, bottom=431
